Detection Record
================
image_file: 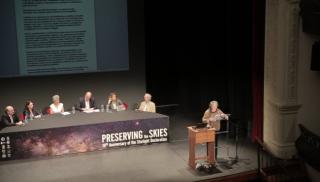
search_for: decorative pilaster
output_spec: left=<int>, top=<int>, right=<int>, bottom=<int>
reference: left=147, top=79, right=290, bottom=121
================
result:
left=264, top=0, right=301, bottom=159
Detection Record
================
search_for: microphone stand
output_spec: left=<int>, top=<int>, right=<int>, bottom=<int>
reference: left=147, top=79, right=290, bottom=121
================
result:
left=228, top=122, right=239, bottom=165
left=227, top=120, right=250, bottom=166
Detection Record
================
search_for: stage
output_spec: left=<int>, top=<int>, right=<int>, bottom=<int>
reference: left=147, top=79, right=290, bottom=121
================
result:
left=0, top=113, right=257, bottom=182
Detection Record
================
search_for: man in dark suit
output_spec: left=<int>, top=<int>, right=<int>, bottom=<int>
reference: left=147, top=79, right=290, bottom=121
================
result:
left=78, top=91, right=96, bottom=111
left=1, top=106, right=24, bottom=129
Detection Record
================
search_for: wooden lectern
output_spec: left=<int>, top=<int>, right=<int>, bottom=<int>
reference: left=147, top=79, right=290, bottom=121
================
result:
left=187, top=126, right=216, bottom=169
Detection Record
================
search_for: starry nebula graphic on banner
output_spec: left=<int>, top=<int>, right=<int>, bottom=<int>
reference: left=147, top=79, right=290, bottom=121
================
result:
left=0, top=118, right=169, bottom=161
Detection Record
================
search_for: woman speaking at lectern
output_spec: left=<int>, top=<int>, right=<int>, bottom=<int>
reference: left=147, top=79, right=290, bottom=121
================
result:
left=202, top=101, right=229, bottom=130
left=202, top=100, right=229, bottom=158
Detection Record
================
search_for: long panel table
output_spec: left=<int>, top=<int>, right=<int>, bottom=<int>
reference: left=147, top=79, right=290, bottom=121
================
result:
left=0, top=111, right=169, bottom=161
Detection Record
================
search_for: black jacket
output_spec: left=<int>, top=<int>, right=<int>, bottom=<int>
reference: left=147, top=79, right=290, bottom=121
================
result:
left=1, top=113, right=20, bottom=128
left=78, top=97, right=96, bottom=110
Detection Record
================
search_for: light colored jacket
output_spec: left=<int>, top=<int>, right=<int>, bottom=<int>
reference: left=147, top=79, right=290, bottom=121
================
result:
left=202, top=109, right=226, bottom=131
left=138, top=101, right=156, bottom=113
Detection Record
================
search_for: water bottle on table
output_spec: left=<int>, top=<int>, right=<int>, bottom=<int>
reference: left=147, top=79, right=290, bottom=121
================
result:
left=106, top=104, right=110, bottom=113
left=24, top=115, right=29, bottom=124
left=72, top=106, right=76, bottom=114
left=101, top=104, right=104, bottom=112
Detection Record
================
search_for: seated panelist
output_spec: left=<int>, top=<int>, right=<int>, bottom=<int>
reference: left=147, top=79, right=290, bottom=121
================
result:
left=23, top=100, right=41, bottom=119
left=138, top=93, right=156, bottom=113
left=78, top=91, right=96, bottom=111
left=1, top=106, right=24, bottom=128
left=107, top=92, right=126, bottom=111
left=49, top=95, right=64, bottom=114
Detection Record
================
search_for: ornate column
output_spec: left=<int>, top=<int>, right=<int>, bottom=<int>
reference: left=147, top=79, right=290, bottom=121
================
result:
left=264, top=0, right=301, bottom=159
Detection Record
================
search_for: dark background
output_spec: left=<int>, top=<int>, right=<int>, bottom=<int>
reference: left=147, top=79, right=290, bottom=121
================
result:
left=145, top=1, right=253, bottom=134
left=0, top=0, right=255, bottom=136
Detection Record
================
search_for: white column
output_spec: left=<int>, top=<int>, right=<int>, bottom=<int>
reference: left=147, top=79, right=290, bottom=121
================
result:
left=264, top=0, right=301, bottom=159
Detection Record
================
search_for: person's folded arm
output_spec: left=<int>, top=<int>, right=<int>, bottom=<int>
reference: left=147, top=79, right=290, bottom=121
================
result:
left=202, top=110, right=210, bottom=123
left=137, top=102, right=143, bottom=111
left=1, top=117, right=16, bottom=127
left=118, top=99, right=123, bottom=106
left=219, top=111, right=229, bottom=120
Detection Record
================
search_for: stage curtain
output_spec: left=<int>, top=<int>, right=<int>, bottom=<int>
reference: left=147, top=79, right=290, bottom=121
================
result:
left=251, top=0, right=265, bottom=142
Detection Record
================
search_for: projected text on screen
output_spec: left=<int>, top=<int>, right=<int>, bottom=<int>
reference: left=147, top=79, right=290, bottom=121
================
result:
left=15, top=0, right=97, bottom=76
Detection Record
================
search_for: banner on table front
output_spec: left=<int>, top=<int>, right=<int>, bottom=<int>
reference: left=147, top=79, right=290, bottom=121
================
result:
left=0, top=117, right=169, bottom=161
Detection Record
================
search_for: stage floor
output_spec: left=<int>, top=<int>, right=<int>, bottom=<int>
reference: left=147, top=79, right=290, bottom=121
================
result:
left=0, top=113, right=257, bottom=182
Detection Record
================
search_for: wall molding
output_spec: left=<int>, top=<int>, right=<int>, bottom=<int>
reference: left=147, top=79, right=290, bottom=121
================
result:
left=268, top=100, right=301, bottom=114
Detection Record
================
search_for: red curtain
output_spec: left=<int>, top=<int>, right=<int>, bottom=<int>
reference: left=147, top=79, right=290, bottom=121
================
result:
left=251, top=0, right=265, bottom=142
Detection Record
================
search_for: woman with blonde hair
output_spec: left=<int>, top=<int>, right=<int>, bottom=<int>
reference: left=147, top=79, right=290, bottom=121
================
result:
left=49, top=95, right=64, bottom=114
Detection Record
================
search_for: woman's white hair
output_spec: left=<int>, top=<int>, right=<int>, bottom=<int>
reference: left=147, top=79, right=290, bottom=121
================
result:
left=144, top=93, right=152, bottom=98
left=52, top=95, right=60, bottom=102
left=209, top=100, right=219, bottom=108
